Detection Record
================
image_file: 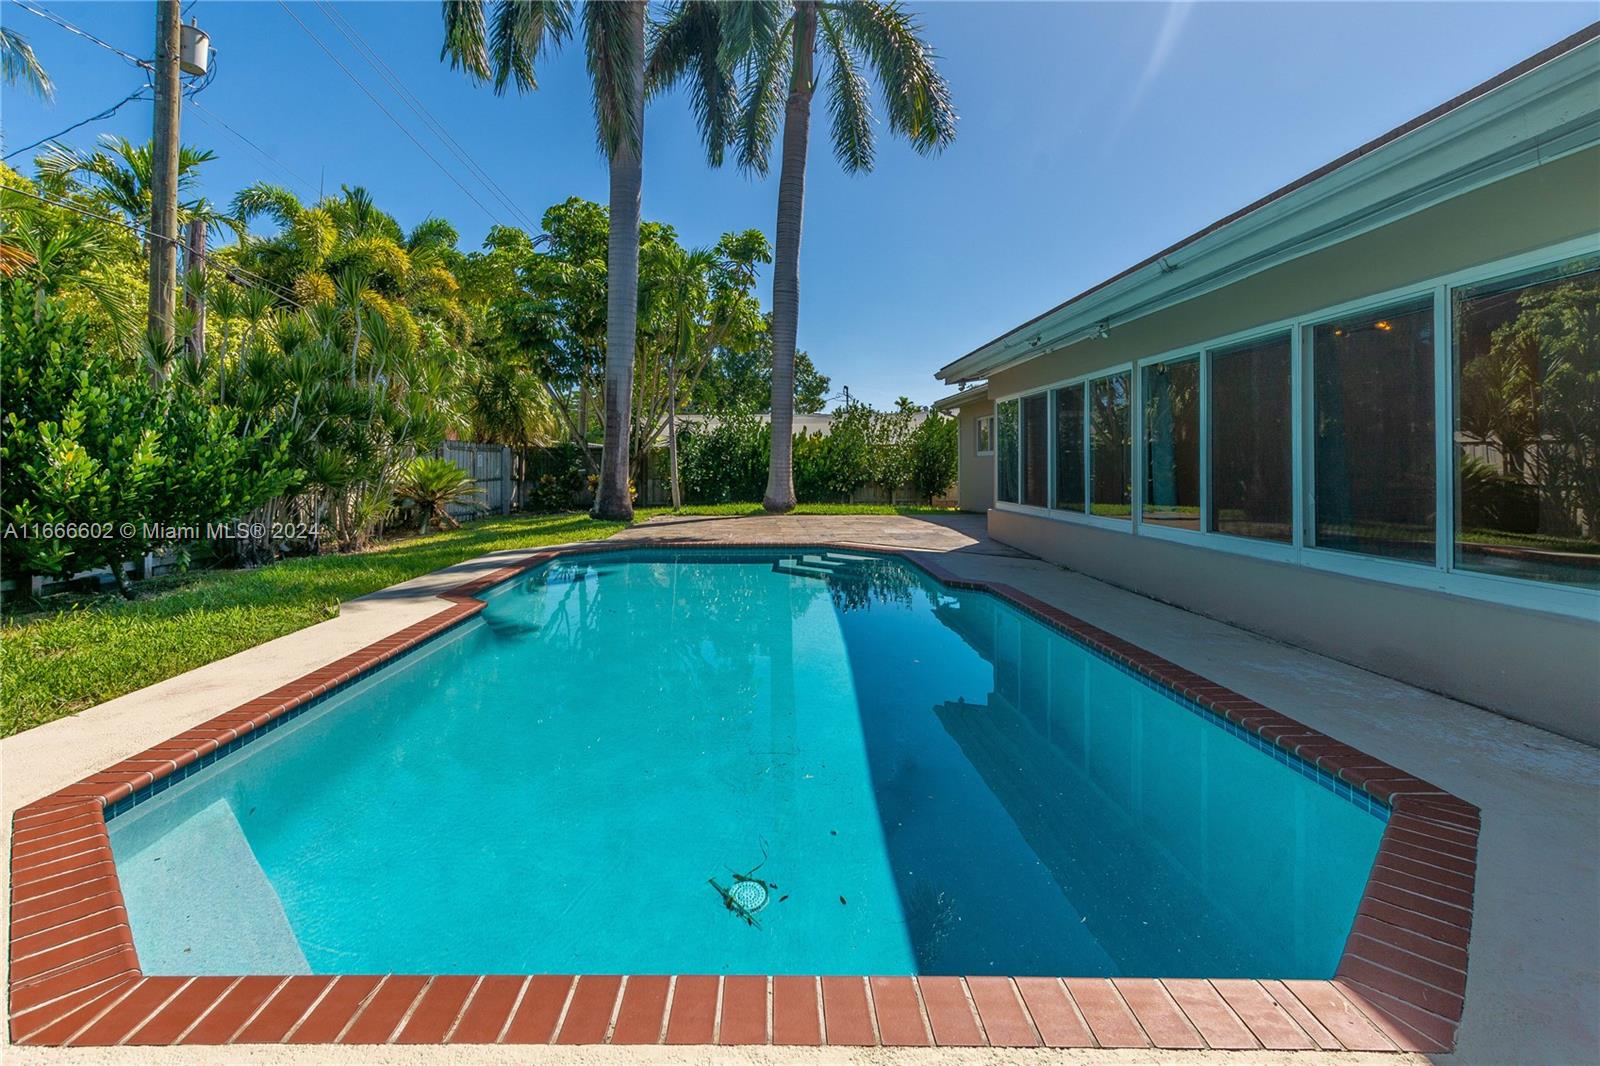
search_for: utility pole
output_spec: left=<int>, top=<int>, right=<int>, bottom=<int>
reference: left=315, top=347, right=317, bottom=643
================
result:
left=147, top=0, right=182, bottom=354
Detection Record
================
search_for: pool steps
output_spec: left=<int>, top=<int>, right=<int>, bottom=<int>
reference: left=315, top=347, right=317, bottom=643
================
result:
left=773, top=551, right=874, bottom=581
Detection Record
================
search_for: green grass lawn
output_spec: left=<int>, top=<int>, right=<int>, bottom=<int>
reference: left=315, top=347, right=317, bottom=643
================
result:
left=1, top=513, right=624, bottom=737
left=1, top=504, right=961, bottom=737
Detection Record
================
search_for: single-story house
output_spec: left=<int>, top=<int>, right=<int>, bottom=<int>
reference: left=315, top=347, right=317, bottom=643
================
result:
left=933, top=26, right=1599, bottom=744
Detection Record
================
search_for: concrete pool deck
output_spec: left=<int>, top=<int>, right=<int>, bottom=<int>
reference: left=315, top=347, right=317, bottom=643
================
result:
left=4, top=512, right=1596, bottom=1065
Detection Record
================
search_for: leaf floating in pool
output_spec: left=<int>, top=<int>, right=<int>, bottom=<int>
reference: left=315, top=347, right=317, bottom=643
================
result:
left=839, top=895, right=847, bottom=905
left=709, top=878, right=763, bottom=928
left=829, top=829, right=837, bottom=836
left=779, top=894, right=789, bottom=903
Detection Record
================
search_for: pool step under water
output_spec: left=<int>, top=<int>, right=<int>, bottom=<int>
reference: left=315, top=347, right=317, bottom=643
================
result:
left=774, top=552, right=876, bottom=581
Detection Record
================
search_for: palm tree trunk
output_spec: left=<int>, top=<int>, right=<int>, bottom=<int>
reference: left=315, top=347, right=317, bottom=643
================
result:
left=668, top=355, right=682, bottom=510
left=594, top=5, right=646, bottom=521
left=763, top=2, right=817, bottom=513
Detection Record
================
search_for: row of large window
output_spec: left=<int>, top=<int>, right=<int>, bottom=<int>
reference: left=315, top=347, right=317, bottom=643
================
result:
left=994, top=253, right=1599, bottom=593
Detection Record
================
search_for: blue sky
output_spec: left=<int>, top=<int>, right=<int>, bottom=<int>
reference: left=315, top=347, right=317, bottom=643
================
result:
left=3, top=1, right=1593, bottom=407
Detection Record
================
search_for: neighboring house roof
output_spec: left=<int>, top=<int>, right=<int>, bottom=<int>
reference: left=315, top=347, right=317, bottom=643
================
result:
left=675, top=412, right=838, bottom=436
left=936, top=23, right=1600, bottom=385
left=932, top=383, right=988, bottom=413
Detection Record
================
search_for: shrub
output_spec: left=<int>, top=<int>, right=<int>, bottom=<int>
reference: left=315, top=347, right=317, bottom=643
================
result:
left=908, top=412, right=959, bottom=503
left=679, top=413, right=769, bottom=503
left=794, top=403, right=873, bottom=502
left=0, top=280, right=288, bottom=597
left=522, top=443, right=589, bottom=511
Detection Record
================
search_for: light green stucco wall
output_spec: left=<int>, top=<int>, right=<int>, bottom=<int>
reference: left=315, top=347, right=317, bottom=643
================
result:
left=963, top=146, right=1600, bottom=743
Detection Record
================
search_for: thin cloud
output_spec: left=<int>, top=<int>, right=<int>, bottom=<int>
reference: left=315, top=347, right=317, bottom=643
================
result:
left=1105, top=1, right=1195, bottom=149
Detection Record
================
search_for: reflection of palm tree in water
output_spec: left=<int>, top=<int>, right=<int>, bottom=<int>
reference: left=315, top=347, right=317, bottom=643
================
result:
left=904, top=881, right=958, bottom=971
left=826, top=558, right=919, bottom=614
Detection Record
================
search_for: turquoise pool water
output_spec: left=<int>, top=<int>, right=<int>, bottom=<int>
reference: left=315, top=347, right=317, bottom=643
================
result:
left=107, top=549, right=1385, bottom=978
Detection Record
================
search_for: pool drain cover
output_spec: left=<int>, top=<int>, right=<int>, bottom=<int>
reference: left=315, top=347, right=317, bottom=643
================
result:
left=729, top=877, right=769, bottom=912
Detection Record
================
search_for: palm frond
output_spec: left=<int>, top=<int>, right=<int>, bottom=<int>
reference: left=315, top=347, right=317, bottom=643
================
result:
left=818, top=9, right=873, bottom=174
left=733, top=15, right=793, bottom=176
left=715, top=0, right=783, bottom=77
left=583, top=0, right=646, bottom=159
left=2, top=27, right=53, bottom=101
left=491, top=0, right=573, bottom=93
left=407, top=216, right=459, bottom=252
left=440, top=0, right=492, bottom=80
left=232, top=182, right=303, bottom=230
left=833, top=0, right=956, bottom=155
left=646, top=1, right=737, bottom=167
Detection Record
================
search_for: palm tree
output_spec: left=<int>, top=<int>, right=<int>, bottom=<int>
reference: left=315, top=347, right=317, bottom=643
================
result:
left=37, top=136, right=228, bottom=233
left=441, top=0, right=647, bottom=520
left=650, top=0, right=955, bottom=511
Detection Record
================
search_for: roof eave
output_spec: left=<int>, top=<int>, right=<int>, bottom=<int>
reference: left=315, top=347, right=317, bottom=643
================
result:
left=935, top=25, right=1600, bottom=385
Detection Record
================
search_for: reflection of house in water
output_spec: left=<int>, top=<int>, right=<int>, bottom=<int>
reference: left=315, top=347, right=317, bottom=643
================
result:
left=931, top=31, right=1600, bottom=744
left=919, top=592, right=1370, bottom=978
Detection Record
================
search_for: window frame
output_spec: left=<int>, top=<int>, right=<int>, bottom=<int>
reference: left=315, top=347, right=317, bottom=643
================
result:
left=987, top=233, right=1599, bottom=618
left=1300, top=287, right=1442, bottom=569
left=994, top=399, right=1020, bottom=505
left=974, top=415, right=994, bottom=457
left=1136, top=350, right=1203, bottom=539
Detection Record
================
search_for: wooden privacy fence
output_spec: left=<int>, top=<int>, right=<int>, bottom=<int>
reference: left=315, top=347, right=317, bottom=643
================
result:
left=433, top=440, right=514, bottom=518
left=434, top=440, right=959, bottom=514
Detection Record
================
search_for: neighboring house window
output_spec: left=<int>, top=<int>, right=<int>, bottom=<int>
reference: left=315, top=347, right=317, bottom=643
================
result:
left=1021, top=394, right=1049, bottom=507
left=1142, top=356, right=1200, bottom=530
left=1453, top=257, right=1599, bottom=588
left=997, top=401, right=1019, bottom=503
left=1053, top=383, right=1085, bottom=513
left=1090, top=372, right=1132, bottom=519
left=1312, top=298, right=1436, bottom=563
left=1210, top=333, right=1293, bottom=541
left=975, top=415, right=994, bottom=455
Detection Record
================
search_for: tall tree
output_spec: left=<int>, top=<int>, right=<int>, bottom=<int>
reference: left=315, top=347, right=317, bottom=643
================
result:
left=650, top=0, right=955, bottom=511
left=442, top=0, right=647, bottom=520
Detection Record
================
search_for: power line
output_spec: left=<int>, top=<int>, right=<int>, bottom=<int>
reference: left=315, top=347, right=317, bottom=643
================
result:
left=311, top=0, right=538, bottom=232
left=5, top=185, right=311, bottom=314
left=188, top=99, right=320, bottom=201
left=2, top=84, right=151, bottom=162
left=273, top=0, right=506, bottom=229
left=7, top=0, right=150, bottom=69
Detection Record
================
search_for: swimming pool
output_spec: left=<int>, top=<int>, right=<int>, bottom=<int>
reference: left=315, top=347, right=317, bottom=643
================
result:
left=105, top=548, right=1385, bottom=980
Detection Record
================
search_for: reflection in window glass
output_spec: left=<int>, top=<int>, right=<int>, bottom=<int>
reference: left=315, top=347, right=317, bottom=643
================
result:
left=1021, top=393, right=1049, bottom=507
left=976, top=416, right=993, bottom=455
left=1054, top=384, right=1085, bottom=512
left=1090, top=373, right=1132, bottom=518
left=1142, top=357, right=1200, bottom=530
left=996, top=400, right=1019, bottom=503
left=1312, top=299, right=1435, bottom=562
left=1210, top=334, right=1293, bottom=541
left=1454, top=259, right=1600, bottom=588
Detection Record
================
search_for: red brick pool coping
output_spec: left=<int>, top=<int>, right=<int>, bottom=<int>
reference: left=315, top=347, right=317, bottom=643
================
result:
left=8, top=539, right=1480, bottom=1053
